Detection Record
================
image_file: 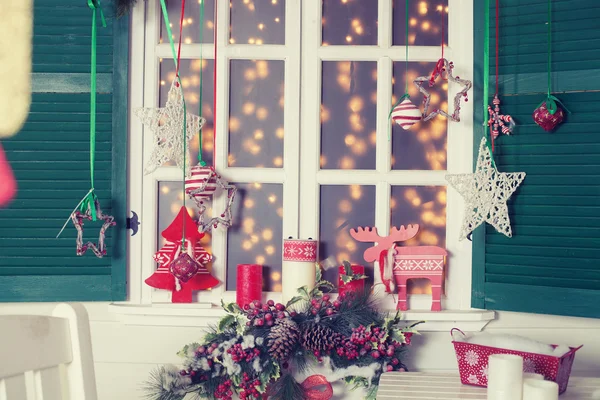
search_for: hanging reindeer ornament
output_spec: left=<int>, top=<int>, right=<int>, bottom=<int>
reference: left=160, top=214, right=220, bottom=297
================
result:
left=350, top=224, right=448, bottom=311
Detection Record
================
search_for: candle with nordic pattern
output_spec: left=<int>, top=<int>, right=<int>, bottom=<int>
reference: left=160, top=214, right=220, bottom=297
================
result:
left=281, top=238, right=317, bottom=303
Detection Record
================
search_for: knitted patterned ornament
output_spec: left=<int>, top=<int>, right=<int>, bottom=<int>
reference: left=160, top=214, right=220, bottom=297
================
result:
left=391, top=98, right=421, bottom=130
left=533, top=101, right=565, bottom=132
left=487, top=94, right=515, bottom=140
left=185, top=165, right=237, bottom=232
left=413, top=58, right=472, bottom=122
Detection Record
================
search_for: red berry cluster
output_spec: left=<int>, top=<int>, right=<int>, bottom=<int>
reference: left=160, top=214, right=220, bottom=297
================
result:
left=243, top=300, right=289, bottom=327
left=196, top=342, right=219, bottom=357
left=226, top=343, right=261, bottom=363
left=238, top=372, right=262, bottom=399
left=214, top=379, right=233, bottom=400
left=310, top=295, right=340, bottom=317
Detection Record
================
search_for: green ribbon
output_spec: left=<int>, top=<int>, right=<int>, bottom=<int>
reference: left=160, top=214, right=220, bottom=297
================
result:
left=483, top=0, right=495, bottom=168
left=160, top=0, right=188, bottom=247
left=84, top=0, right=106, bottom=221
left=198, top=0, right=206, bottom=167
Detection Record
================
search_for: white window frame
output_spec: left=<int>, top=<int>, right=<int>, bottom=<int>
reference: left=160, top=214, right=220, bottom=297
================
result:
left=113, top=0, right=495, bottom=331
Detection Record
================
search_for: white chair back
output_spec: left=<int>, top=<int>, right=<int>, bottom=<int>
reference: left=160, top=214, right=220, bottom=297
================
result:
left=0, top=303, right=97, bottom=400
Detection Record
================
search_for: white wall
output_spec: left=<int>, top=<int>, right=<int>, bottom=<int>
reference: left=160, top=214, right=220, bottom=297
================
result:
left=1, top=302, right=598, bottom=399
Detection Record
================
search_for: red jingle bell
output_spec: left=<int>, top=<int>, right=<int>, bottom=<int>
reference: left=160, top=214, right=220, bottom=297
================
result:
left=533, top=101, right=565, bottom=132
left=169, top=252, right=200, bottom=283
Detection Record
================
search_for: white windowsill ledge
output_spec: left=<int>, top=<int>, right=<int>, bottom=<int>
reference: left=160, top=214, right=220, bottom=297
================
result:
left=107, top=303, right=495, bottom=332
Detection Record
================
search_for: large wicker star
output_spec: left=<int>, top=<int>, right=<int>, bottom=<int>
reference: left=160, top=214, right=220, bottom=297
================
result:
left=135, top=80, right=205, bottom=176
left=445, top=137, right=525, bottom=240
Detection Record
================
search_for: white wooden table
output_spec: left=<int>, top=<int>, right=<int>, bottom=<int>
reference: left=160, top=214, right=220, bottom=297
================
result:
left=378, top=372, right=600, bottom=399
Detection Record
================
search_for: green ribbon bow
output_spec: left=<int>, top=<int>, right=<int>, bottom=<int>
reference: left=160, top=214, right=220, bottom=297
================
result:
left=537, top=95, right=571, bottom=115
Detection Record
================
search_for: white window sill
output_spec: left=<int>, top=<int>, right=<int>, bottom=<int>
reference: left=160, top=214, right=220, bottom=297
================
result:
left=107, top=302, right=495, bottom=332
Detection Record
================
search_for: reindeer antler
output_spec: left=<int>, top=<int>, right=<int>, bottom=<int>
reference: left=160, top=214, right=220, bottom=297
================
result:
left=390, top=224, right=419, bottom=242
left=349, top=226, right=383, bottom=243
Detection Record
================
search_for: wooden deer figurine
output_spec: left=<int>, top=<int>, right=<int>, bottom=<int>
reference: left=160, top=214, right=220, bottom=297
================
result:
left=350, top=224, right=448, bottom=312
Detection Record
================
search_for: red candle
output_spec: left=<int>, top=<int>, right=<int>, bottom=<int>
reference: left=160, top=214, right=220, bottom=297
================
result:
left=237, top=264, right=262, bottom=307
left=338, top=264, right=365, bottom=295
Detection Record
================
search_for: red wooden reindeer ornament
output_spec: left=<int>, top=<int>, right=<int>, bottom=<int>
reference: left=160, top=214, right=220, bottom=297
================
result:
left=350, top=224, right=448, bottom=311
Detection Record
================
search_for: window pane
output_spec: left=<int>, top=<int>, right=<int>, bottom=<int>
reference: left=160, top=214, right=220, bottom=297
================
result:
left=159, top=0, right=215, bottom=44
left=322, top=0, right=377, bottom=46
left=230, top=0, right=285, bottom=45
left=157, top=182, right=213, bottom=270
left=321, top=61, right=377, bottom=170
left=228, top=60, right=285, bottom=168
left=392, top=0, right=448, bottom=46
left=319, top=185, right=376, bottom=287
left=390, top=186, right=446, bottom=294
left=159, top=59, right=215, bottom=166
left=227, top=183, right=283, bottom=292
left=391, top=61, right=447, bottom=170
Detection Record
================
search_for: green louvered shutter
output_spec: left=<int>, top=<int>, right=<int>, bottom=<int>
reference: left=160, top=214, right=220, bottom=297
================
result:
left=0, top=0, right=128, bottom=301
left=471, top=0, right=600, bottom=318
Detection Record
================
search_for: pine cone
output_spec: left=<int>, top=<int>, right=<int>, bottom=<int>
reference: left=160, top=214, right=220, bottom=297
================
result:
left=301, top=323, right=344, bottom=353
left=267, top=318, right=300, bottom=361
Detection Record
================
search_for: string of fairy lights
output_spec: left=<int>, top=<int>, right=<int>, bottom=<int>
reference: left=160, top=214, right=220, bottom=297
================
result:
left=157, top=0, right=448, bottom=294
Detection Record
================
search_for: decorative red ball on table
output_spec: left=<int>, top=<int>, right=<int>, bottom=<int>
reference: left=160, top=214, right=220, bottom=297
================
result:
left=533, top=101, right=565, bottom=131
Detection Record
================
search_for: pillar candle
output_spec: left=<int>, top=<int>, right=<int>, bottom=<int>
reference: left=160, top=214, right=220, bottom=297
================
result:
left=523, top=373, right=544, bottom=381
left=236, top=264, right=262, bottom=308
left=487, top=354, right=523, bottom=400
left=282, top=238, right=317, bottom=303
left=522, top=379, right=558, bottom=400
left=338, top=264, right=365, bottom=296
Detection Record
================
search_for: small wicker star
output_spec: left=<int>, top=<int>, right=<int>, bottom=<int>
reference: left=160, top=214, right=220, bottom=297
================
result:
left=445, top=137, right=525, bottom=240
left=71, top=198, right=116, bottom=258
left=135, top=80, right=205, bottom=177
left=414, top=58, right=472, bottom=122
left=487, top=94, right=515, bottom=141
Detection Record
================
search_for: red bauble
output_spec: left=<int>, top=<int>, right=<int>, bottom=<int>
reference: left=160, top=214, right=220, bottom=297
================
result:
left=169, top=253, right=200, bottom=283
left=533, top=102, right=565, bottom=132
left=0, top=144, right=17, bottom=207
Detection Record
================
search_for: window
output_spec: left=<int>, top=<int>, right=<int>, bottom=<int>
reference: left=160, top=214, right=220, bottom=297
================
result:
left=124, top=0, right=486, bottom=324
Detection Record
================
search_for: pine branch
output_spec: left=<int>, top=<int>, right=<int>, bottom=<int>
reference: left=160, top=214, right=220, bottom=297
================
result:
left=268, top=373, right=306, bottom=400
left=116, top=0, right=138, bottom=17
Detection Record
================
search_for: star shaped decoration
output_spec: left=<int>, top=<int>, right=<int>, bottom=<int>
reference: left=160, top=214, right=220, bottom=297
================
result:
left=413, top=58, right=472, bottom=122
left=71, top=198, right=116, bottom=258
left=445, top=137, right=525, bottom=240
left=135, top=80, right=205, bottom=176
left=487, top=94, right=515, bottom=142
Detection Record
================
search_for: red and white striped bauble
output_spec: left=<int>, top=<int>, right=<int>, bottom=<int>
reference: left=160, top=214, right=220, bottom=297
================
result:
left=185, top=165, right=219, bottom=199
left=391, top=98, right=422, bottom=130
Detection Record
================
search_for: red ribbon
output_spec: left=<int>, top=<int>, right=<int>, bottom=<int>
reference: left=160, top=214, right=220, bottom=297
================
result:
left=301, top=375, right=333, bottom=400
left=378, top=249, right=392, bottom=293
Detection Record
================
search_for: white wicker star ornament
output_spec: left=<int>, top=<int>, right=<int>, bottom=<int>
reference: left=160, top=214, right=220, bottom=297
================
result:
left=445, top=137, right=525, bottom=240
left=135, top=80, right=205, bottom=176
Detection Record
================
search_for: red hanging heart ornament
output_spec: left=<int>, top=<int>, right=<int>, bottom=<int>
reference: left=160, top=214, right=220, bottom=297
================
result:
left=533, top=101, right=565, bottom=132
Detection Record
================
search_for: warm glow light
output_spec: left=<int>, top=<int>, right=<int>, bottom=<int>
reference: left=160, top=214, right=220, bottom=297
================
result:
left=160, top=80, right=166, bottom=86
left=258, top=23, right=265, bottom=30
left=256, top=255, right=266, bottom=264
left=348, top=96, right=364, bottom=112
left=161, top=186, right=170, bottom=194
left=275, top=17, right=280, bottom=22
left=242, top=240, right=253, bottom=250
left=320, top=155, right=327, bottom=167
left=320, top=105, right=331, bottom=123
left=340, top=156, right=355, bottom=169
left=272, top=0, right=277, bottom=3
left=351, top=139, right=367, bottom=155
left=339, top=199, right=352, bottom=213
left=276, top=207, right=283, bottom=217
left=243, top=218, right=255, bottom=234
left=244, top=199, right=255, bottom=208
left=369, top=130, right=377, bottom=145
left=345, top=134, right=356, bottom=146
left=410, top=18, right=417, bottom=27
left=262, top=229, right=273, bottom=241
left=256, top=61, right=269, bottom=78
left=422, top=211, right=435, bottom=223
left=229, top=117, right=240, bottom=132
left=265, top=245, right=275, bottom=255
left=268, top=194, right=277, bottom=203
left=419, top=1, right=428, bottom=15
left=437, top=5, right=443, bottom=11
left=273, top=157, right=283, bottom=167
left=422, top=21, right=431, bottom=31
left=256, top=39, right=263, bottom=45
left=243, top=102, right=256, bottom=115
left=254, top=129, right=264, bottom=140
left=229, top=38, right=236, bottom=44
left=345, top=35, right=353, bottom=43
left=276, top=127, right=284, bottom=139
left=251, top=235, right=259, bottom=244
left=256, top=107, right=268, bottom=120
left=350, top=185, right=362, bottom=200
left=437, top=190, right=447, bottom=205
left=349, top=113, right=363, bottom=131
left=248, top=38, right=256, bottom=44
left=187, top=18, right=193, bottom=24
left=355, top=26, right=364, bottom=35
left=272, top=271, right=281, bottom=281
left=253, top=183, right=262, bottom=189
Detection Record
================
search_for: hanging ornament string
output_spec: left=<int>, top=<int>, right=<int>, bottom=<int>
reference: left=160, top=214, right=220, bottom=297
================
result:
left=387, top=0, right=411, bottom=139
left=536, top=0, right=569, bottom=115
left=494, top=0, right=499, bottom=96
left=57, top=0, right=106, bottom=238
left=212, top=0, right=218, bottom=164
left=159, top=0, right=188, bottom=248
left=197, top=0, right=206, bottom=167
left=483, top=0, right=496, bottom=168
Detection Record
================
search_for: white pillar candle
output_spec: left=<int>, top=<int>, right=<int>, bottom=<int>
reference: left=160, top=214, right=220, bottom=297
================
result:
left=282, top=238, right=317, bottom=303
left=523, top=373, right=544, bottom=381
left=487, top=354, right=524, bottom=400
left=522, top=379, right=558, bottom=400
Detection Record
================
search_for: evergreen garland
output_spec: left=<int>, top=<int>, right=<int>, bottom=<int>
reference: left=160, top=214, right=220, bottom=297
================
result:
left=144, top=265, right=422, bottom=400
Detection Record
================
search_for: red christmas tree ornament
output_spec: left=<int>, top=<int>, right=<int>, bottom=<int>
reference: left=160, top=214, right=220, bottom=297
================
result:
left=145, top=206, right=219, bottom=303
left=533, top=101, right=565, bottom=132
